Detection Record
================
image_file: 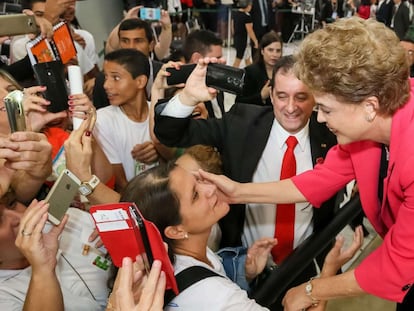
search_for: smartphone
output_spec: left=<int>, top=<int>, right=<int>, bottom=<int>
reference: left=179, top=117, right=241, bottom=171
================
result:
left=46, top=169, right=81, bottom=225
left=4, top=90, right=26, bottom=133
left=128, top=205, right=154, bottom=271
left=139, top=7, right=161, bottom=21
left=90, top=202, right=179, bottom=294
left=32, top=61, right=69, bottom=113
left=166, top=63, right=245, bottom=94
left=206, top=63, right=245, bottom=94
left=0, top=14, right=37, bottom=37
left=166, top=64, right=196, bottom=86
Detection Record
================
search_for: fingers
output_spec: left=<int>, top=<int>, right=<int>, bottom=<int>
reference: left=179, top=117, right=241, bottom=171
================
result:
left=137, top=260, right=165, bottom=310
left=16, top=200, right=49, bottom=247
left=116, top=257, right=137, bottom=310
left=88, top=229, right=103, bottom=248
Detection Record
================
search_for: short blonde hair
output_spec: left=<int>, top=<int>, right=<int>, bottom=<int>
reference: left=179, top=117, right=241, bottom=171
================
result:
left=294, top=17, right=409, bottom=116
left=0, top=69, right=22, bottom=91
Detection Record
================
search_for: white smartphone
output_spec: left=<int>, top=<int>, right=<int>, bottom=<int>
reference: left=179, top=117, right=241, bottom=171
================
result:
left=46, top=169, right=81, bottom=225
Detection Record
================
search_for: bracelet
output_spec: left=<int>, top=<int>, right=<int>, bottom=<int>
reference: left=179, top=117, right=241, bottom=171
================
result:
left=305, top=277, right=320, bottom=307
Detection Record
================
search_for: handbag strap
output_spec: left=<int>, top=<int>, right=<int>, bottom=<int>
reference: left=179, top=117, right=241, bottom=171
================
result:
left=164, top=266, right=223, bottom=307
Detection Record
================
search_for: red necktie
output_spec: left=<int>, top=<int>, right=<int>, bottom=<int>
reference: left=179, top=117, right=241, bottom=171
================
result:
left=272, top=136, right=298, bottom=264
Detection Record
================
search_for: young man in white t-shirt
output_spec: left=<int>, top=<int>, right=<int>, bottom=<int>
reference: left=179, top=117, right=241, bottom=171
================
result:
left=94, top=49, right=160, bottom=191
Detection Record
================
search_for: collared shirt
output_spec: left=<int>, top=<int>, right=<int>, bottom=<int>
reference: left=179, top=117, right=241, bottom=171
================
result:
left=242, top=119, right=314, bottom=250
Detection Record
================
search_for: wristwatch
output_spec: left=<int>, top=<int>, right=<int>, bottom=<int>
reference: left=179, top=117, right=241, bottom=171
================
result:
left=78, top=175, right=100, bottom=196
left=305, top=277, right=320, bottom=307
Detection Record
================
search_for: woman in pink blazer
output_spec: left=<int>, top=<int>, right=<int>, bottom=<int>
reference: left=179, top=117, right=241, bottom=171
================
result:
left=200, top=17, right=414, bottom=311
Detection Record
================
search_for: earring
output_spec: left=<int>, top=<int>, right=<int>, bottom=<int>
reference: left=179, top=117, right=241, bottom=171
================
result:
left=365, top=115, right=374, bottom=122
left=184, top=233, right=189, bottom=239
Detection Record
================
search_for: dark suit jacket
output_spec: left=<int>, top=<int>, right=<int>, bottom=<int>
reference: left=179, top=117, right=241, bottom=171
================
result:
left=236, top=62, right=272, bottom=106
left=392, top=3, right=410, bottom=40
left=376, top=0, right=394, bottom=26
left=154, top=102, right=338, bottom=248
left=93, top=59, right=162, bottom=110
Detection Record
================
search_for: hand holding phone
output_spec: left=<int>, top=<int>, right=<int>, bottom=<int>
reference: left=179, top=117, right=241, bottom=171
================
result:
left=166, top=63, right=245, bottom=94
left=90, top=202, right=178, bottom=294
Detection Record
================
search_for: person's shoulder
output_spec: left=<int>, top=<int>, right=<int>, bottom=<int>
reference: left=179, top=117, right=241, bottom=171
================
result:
left=228, top=102, right=273, bottom=117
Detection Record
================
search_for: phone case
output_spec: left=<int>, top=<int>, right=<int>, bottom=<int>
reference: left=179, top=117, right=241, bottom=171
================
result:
left=166, top=64, right=196, bottom=85
left=90, top=202, right=178, bottom=294
left=32, top=60, right=69, bottom=113
left=0, top=14, right=37, bottom=37
left=46, top=169, right=81, bottom=225
left=4, top=90, right=26, bottom=132
left=206, top=63, right=245, bottom=95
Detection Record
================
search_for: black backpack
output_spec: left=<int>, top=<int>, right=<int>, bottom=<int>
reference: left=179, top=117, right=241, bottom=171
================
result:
left=164, top=266, right=223, bottom=307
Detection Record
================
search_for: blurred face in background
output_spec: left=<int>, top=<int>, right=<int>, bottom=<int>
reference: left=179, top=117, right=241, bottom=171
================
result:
left=262, top=41, right=282, bottom=68
left=119, top=28, right=152, bottom=57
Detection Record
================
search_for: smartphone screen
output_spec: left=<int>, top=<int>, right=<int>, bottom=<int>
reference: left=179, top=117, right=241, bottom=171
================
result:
left=139, top=7, right=161, bottom=21
left=46, top=169, right=81, bottom=225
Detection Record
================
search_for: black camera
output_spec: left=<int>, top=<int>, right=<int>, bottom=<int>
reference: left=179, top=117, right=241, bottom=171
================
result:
left=166, top=63, right=245, bottom=95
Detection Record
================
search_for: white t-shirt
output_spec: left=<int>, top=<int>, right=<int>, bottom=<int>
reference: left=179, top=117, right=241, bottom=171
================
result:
left=0, top=208, right=110, bottom=311
left=94, top=104, right=156, bottom=181
left=166, top=248, right=268, bottom=311
left=73, top=28, right=99, bottom=66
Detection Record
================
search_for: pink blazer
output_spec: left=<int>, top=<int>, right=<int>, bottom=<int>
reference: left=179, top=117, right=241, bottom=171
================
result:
left=292, top=80, right=414, bottom=302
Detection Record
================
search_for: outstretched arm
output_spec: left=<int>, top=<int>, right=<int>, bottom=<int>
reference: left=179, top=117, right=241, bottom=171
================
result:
left=198, top=169, right=307, bottom=205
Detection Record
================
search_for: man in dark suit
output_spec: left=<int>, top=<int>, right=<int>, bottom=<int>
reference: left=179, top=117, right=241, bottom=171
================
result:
left=154, top=56, right=341, bottom=310
left=92, top=18, right=162, bottom=109
left=391, top=0, right=410, bottom=40
left=376, top=0, right=394, bottom=26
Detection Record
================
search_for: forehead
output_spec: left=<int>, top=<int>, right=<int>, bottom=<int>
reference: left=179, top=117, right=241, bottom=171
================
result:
left=264, top=41, right=282, bottom=50
left=400, top=40, right=414, bottom=51
left=274, top=70, right=310, bottom=93
left=205, top=45, right=223, bottom=58
left=176, top=154, right=201, bottom=173
left=169, top=166, right=195, bottom=193
left=119, top=28, right=149, bottom=41
left=31, top=1, right=45, bottom=12
left=0, top=76, right=16, bottom=91
left=103, top=61, right=130, bottom=76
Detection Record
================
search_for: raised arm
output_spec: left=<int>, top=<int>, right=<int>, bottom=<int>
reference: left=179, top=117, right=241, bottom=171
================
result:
left=15, top=200, right=68, bottom=311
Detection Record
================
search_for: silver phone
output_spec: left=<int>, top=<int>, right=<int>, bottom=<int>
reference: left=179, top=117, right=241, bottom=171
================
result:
left=46, top=169, right=81, bottom=225
left=4, top=90, right=26, bottom=133
left=0, top=14, right=37, bottom=37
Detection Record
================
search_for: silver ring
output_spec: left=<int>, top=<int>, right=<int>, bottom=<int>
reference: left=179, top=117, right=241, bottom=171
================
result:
left=21, top=229, right=32, bottom=236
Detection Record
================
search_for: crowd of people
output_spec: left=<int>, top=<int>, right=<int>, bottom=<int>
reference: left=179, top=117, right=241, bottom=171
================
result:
left=1, top=0, right=414, bottom=310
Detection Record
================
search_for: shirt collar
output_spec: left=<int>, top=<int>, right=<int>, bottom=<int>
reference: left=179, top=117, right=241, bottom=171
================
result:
left=273, top=118, right=310, bottom=152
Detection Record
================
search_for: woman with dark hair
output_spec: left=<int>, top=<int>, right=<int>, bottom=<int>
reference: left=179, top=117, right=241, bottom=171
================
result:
left=236, top=31, right=282, bottom=106
left=106, top=162, right=363, bottom=310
